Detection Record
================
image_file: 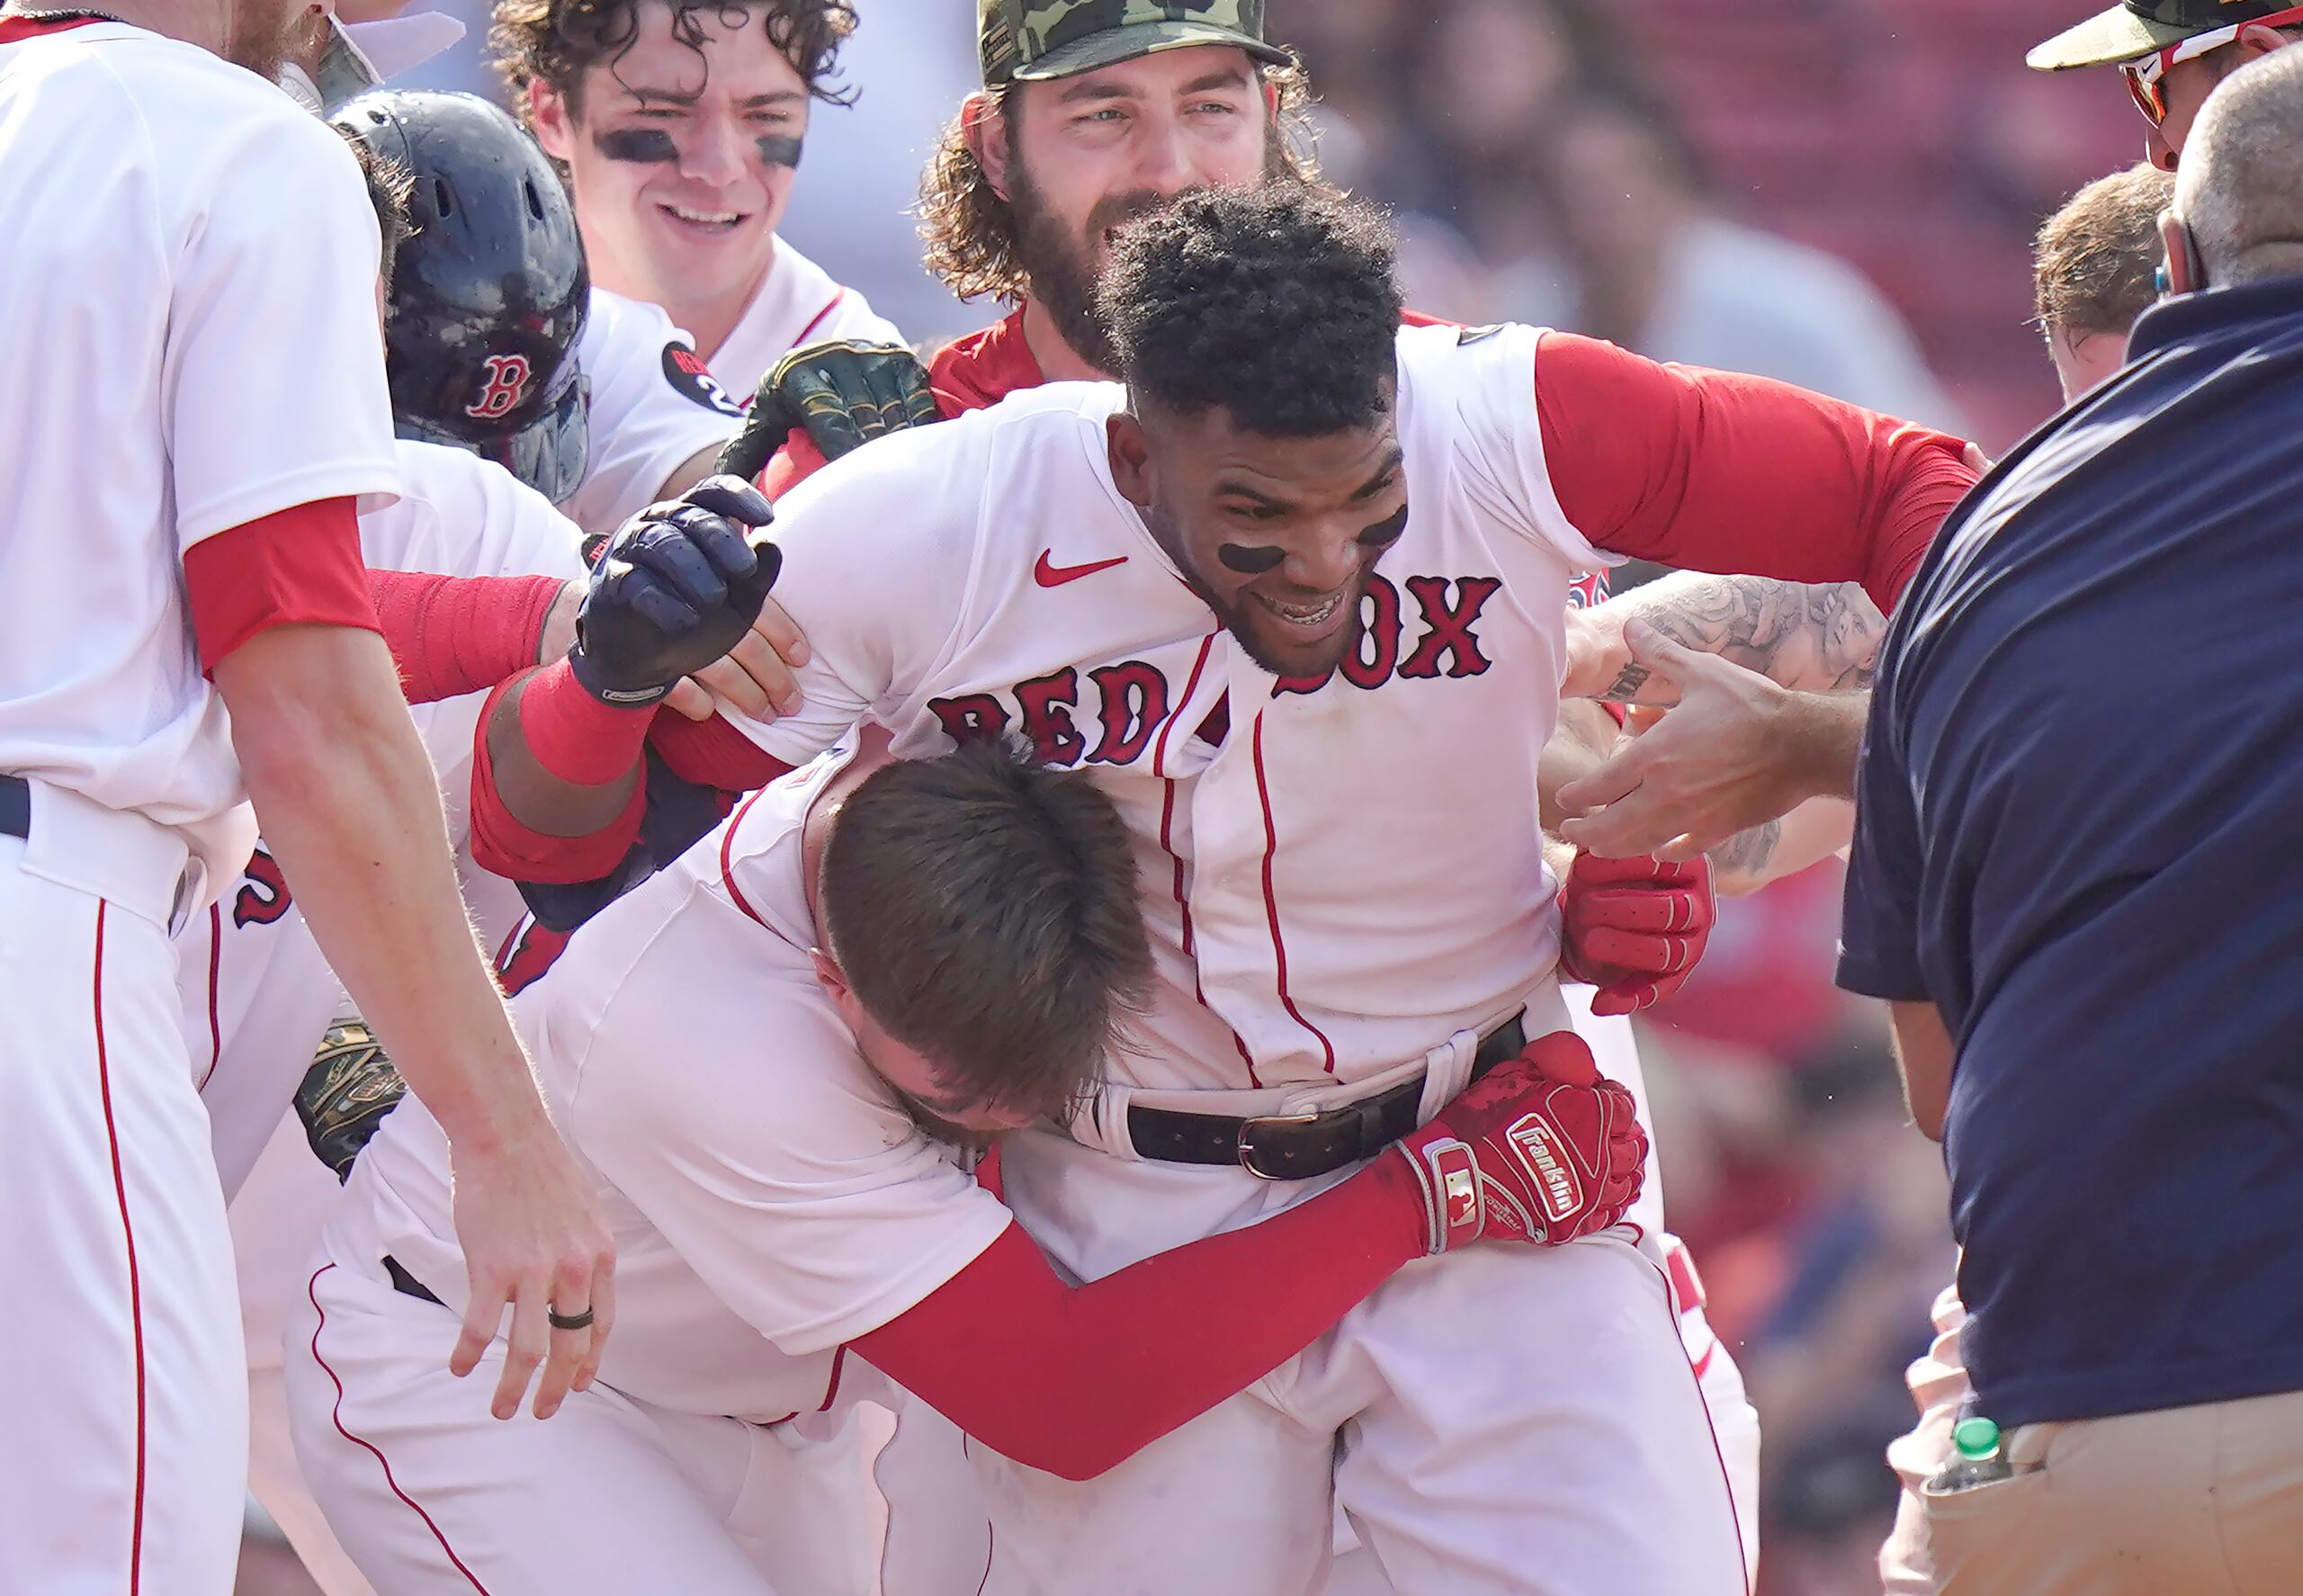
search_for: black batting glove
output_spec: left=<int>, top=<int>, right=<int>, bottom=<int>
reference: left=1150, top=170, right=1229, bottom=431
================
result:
left=716, top=338, right=943, bottom=482
left=568, top=476, right=781, bottom=706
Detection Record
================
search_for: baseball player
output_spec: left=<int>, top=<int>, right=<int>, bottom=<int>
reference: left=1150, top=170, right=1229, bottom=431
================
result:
left=184, top=122, right=793, bottom=1596
left=684, top=184, right=1976, bottom=1593
left=492, top=0, right=906, bottom=533
left=717, top=6, right=1770, bottom=1567
left=285, top=724, right=1647, bottom=1594
left=0, top=7, right=613, bottom=1592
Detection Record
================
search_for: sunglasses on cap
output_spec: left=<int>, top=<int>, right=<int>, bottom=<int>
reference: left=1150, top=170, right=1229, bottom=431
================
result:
left=2121, top=3, right=2303, bottom=124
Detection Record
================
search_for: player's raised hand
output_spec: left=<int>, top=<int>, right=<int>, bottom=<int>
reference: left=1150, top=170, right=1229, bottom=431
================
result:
left=569, top=476, right=781, bottom=707
left=1388, top=1032, right=1645, bottom=1255
left=448, top=1124, right=618, bottom=1422
left=1557, top=851, right=1715, bottom=1017
left=1557, top=620, right=1842, bottom=860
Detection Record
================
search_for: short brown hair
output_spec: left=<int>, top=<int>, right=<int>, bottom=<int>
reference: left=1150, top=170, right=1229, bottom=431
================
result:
left=2033, top=163, right=2176, bottom=341
left=341, top=132, right=415, bottom=284
left=820, top=740, right=1151, bottom=1124
left=492, top=0, right=857, bottom=116
left=918, top=58, right=1321, bottom=304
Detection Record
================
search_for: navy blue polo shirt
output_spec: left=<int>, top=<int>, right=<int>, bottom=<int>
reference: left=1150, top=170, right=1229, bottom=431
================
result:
left=1841, top=276, right=2303, bottom=1429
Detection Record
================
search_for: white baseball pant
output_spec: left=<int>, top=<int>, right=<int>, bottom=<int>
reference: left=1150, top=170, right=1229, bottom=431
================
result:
left=963, top=1226, right=1747, bottom=1596
left=0, top=807, right=246, bottom=1596
left=284, top=1258, right=882, bottom=1596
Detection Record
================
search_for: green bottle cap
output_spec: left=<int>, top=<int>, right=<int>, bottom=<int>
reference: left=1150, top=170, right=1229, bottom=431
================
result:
left=1952, top=1416, right=2002, bottom=1459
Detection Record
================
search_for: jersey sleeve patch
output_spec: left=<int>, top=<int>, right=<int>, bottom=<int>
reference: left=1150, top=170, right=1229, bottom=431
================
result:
left=662, top=341, right=748, bottom=417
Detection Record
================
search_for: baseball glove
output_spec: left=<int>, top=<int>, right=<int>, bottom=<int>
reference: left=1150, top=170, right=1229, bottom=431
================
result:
left=295, top=1019, right=410, bottom=1181
left=716, top=338, right=942, bottom=482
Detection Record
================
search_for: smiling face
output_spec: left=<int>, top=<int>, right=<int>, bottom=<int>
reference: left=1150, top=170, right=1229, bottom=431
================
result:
left=1108, top=398, right=1409, bottom=680
left=529, top=1, right=808, bottom=326
left=982, top=46, right=1277, bottom=372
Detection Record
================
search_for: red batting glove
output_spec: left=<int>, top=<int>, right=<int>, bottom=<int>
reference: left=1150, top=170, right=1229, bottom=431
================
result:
left=1557, top=851, right=1714, bottom=1017
left=1389, top=1032, right=1646, bottom=1256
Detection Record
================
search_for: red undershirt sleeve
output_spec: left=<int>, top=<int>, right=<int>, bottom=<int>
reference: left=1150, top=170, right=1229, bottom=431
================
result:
left=850, top=1155, right=1428, bottom=1482
left=183, top=498, right=377, bottom=675
left=759, top=431, right=827, bottom=500
left=1533, top=332, right=1976, bottom=614
left=646, top=710, right=797, bottom=793
left=367, top=569, right=564, bottom=705
left=466, top=673, right=648, bottom=883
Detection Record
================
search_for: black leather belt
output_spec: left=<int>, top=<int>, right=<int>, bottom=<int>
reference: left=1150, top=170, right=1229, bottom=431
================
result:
left=1128, top=1010, right=1527, bottom=1180
left=384, top=1253, right=443, bottom=1306
left=0, top=775, right=28, bottom=840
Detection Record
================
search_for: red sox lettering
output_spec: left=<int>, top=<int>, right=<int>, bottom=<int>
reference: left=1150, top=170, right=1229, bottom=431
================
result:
left=928, top=571, right=1502, bottom=765
left=232, top=847, right=291, bottom=928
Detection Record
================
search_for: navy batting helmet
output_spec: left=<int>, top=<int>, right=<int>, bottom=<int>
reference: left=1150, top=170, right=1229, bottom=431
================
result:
left=332, top=90, right=591, bottom=504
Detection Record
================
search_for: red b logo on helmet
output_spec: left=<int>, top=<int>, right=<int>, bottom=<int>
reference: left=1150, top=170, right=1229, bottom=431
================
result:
left=466, top=353, right=533, bottom=421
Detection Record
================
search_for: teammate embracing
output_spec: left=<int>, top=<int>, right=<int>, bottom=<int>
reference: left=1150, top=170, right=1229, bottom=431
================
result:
left=287, top=726, right=1645, bottom=1594
left=687, top=184, right=1976, bottom=1593
left=725, top=2, right=1770, bottom=1567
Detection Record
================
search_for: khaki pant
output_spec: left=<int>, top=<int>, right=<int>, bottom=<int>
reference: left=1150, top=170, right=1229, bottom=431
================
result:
left=1925, top=1385, right=2303, bottom=1596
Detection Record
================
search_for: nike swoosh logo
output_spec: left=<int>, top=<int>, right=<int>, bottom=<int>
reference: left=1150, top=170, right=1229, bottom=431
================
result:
left=1035, top=551, right=1129, bottom=587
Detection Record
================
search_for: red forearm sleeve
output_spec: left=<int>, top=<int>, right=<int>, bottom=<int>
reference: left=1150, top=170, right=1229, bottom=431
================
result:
left=850, top=1158, right=1426, bottom=1482
left=368, top=569, right=563, bottom=705
left=1534, top=332, right=1977, bottom=614
left=516, top=656, right=655, bottom=786
left=184, top=498, right=377, bottom=674
left=466, top=673, right=647, bottom=883
left=646, top=710, right=797, bottom=793
left=758, top=431, right=827, bottom=500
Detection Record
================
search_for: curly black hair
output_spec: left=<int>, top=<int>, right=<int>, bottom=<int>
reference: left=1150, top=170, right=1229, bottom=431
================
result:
left=492, top=0, right=857, bottom=114
left=1098, top=185, right=1402, bottom=437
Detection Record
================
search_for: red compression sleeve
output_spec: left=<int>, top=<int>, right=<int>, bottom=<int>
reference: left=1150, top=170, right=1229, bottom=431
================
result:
left=184, top=498, right=376, bottom=674
left=368, top=569, right=563, bottom=704
left=646, top=711, right=796, bottom=793
left=850, top=1157, right=1427, bottom=1482
left=466, top=674, right=647, bottom=883
left=516, top=657, right=655, bottom=785
left=759, top=431, right=827, bottom=499
left=1534, top=332, right=1977, bottom=614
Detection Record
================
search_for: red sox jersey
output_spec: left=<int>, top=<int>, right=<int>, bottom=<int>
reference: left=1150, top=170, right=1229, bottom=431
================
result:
left=176, top=440, right=587, bottom=1197
left=0, top=19, right=400, bottom=895
left=733, top=322, right=1611, bottom=1095
left=331, top=738, right=1012, bottom=1422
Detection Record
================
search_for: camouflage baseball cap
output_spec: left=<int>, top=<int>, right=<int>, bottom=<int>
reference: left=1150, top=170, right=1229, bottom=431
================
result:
left=2030, top=0, right=2302, bottom=71
left=979, top=0, right=1294, bottom=87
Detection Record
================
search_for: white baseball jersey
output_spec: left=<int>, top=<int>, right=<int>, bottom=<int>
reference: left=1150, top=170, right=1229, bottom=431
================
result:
left=564, top=242, right=899, bottom=535
left=704, top=234, right=903, bottom=396
left=330, top=739, right=1011, bottom=1421
left=733, top=322, right=1613, bottom=1098
left=178, top=439, right=587, bottom=1198
left=0, top=21, right=399, bottom=1596
left=0, top=20, right=399, bottom=894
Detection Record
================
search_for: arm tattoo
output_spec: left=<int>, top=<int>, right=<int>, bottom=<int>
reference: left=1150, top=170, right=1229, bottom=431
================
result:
left=1619, top=575, right=1884, bottom=692
left=1707, top=817, right=1782, bottom=882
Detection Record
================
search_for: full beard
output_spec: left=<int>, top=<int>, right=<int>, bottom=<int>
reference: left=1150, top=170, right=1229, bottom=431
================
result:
left=223, top=0, right=313, bottom=81
left=1003, top=121, right=1302, bottom=378
left=1005, top=164, right=1160, bottom=378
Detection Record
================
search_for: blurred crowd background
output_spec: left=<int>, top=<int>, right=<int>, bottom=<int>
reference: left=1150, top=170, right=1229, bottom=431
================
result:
left=283, top=4, right=2144, bottom=1592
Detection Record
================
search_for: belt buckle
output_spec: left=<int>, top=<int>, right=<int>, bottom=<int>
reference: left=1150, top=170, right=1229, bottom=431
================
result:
left=1236, top=1110, right=1322, bottom=1179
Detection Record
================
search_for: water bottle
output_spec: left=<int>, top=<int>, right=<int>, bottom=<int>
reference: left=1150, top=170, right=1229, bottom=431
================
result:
left=1927, top=1413, right=2015, bottom=1493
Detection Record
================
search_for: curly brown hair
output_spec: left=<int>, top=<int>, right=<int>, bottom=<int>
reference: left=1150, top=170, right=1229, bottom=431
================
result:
left=918, top=58, right=1322, bottom=305
left=492, top=0, right=858, bottom=116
